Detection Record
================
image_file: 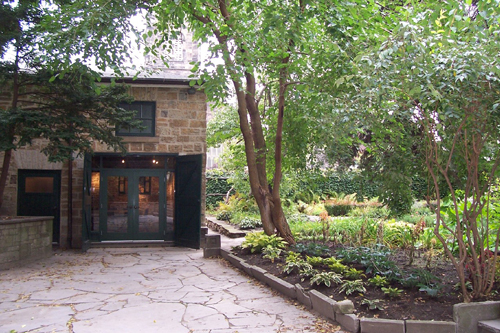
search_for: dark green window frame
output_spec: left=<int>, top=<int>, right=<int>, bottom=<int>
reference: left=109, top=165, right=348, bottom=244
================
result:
left=117, top=101, right=156, bottom=137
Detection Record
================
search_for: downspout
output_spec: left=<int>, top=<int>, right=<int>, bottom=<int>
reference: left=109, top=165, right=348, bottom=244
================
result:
left=67, top=153, right=73, bottom=248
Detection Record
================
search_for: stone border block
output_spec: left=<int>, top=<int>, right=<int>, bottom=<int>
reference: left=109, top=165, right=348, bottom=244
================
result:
left=405, top=320, right=456, bottom=333
left=248, top=265, right=267, bottom=281
left=333, top=300, right=355, bottom=314
left=239, top=261, right=255, bottom=277
left=454, top=301, right=500, bottom=333
left=203, top=247, right=220, bottom=258
left=262, top=273, right=296, bottom=300
left=360, top=318, right=405, bottom=333
left=221, top=250, right=244, bottom=270
left=336, top=313, right=359, bottom=333
left=478, top=319, right=500, bottom=333
left=295, top=284, right=312, bottom=309
left=309, top=289, right=336, bottom=321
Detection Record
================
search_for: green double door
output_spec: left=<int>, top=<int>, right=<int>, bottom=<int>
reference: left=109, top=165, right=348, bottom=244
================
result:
left=100, top=169, right=166, bottom=241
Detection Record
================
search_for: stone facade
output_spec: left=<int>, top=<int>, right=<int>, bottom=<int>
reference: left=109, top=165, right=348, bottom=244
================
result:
left=0, top=83, right=207, bottom=249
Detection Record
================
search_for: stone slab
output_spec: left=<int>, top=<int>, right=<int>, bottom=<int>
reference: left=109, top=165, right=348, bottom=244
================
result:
left=295, top=283, right=312, bottom=309
left=454, top=301, right=500, bottom=333
left=405, top=320, right=456, bottom=333
left=249, top=264, right=268, bottom=281
left=262, top=273, right=296, bottom=300
left=478, top=319, right=500, bottom=333
left=336, top=313, right=360, bottom=333
left=203, top=247, right=221, bottom=258
left=360, top=318, right=405, bottom=333
left=309, top=289, right=336, bottom=321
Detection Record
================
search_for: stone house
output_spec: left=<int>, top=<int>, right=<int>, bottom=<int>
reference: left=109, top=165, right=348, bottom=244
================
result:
left=0, top=32, right=207, bottom=250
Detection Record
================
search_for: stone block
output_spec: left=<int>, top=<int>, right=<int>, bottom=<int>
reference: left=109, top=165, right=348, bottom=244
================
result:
left=248, top=265, right=267, bottom=282
left=478, top=319, right=500, bottom=333
left=205, top=234, right=221, bottom=248
left=262, top=273, right=296, bottom=300
left=333, top=300, right=354, bottom=314
left=309, top=289, right=336, bottom=321
left=203, top=247, right=220, bottom=258
left=295, top=284, right=312, bottom=309
left=335, top=313, right=360, bottom=333
left=454, top=301, right=500, bottom=333
left=405, top=320, right=456, bottom=333
left=359, top=318, right=405, bottom=333
left=240, top=261, right=254, bottom=277
left=220, top=251, right=245, bottom=270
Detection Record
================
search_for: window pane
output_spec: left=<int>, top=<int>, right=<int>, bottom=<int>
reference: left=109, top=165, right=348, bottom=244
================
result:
left=116, top=101, right=155, bottom=137
left=25, top=177, right=53, bottom=193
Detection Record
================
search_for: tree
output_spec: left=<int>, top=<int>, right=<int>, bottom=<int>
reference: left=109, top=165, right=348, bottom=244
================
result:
left=150, top=0, right=340, bottom=244
left=0, top=0, right=144, bottom=209
left=337, top=1, right=500, bottom=302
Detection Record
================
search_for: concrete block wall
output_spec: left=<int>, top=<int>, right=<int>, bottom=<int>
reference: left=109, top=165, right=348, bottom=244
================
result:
left=0, top=217, right=53, bottom=270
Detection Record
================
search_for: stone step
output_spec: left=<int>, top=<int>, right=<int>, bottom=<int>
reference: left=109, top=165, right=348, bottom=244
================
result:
left=479, top=319, right=500, bottom=333
left=206, top=216, right=246, bottom=238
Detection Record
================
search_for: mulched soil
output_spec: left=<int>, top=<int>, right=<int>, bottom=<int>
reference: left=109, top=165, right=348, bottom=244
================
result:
left=232, top=244, right=500, bottom=321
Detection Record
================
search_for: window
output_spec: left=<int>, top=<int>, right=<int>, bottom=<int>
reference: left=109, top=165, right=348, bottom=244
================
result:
left=117, top=101, right=156, bottom=137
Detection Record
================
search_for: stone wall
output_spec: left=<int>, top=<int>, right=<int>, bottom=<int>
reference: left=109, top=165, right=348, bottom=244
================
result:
left=0, top=216, right=53, bottom=270
left=0, top=84, right=207, bottom=249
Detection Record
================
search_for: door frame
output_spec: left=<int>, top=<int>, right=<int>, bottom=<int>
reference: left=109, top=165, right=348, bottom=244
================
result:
left=17, top=169, right=61, bottom=243
left=100, top=168, right=166, bottom=241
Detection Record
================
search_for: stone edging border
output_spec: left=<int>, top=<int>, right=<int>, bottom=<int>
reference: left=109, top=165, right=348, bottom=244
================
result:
left=219, top=248, right=500, bottom=333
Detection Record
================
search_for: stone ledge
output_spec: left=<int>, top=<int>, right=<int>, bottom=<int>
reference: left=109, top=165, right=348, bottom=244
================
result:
left=360, top=318, right=405, bottom=333
left=405, top=320, right=457, bottom=333
left=205, top=217, right=246, bottom=238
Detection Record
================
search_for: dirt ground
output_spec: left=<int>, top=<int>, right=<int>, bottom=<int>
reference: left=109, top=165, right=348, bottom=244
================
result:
left=234, top=246, right=500, bottom=321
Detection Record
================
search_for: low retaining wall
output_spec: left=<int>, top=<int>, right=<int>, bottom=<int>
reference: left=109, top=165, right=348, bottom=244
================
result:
left=0, top=216, right=53, bottom=270
left=220, top=249, right=500, bottom=333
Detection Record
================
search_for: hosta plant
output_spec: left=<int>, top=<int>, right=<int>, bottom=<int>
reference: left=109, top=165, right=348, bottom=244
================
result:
left=339, top=279, right=366, bottom=295
left=382, top=287, right=403, bottom=298
left=368, top=275, right=388, bottom=287
left=262, top=245, right=282, bottom=263
left=361, top=299, right=385, bottom=311
left=310, top=272, right=343, bottom=287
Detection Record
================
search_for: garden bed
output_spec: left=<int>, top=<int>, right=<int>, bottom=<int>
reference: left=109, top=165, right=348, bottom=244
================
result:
left=231, top=243, right=500, bottom=322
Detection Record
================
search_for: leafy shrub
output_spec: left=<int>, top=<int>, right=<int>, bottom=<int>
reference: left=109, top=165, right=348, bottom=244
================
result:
left=368, top=275, right=389, bottom=287
left=216, top=210, right=232, bottom=221
left=241, top=232, right=287, bottom=253
left=382, top=287, right=403, bottom=298
left=344, top=268, right=366, bottom=280
left=339, top=279, right=366, bottom=295
left=292, top=242, right=331, bottom=256
left=282, top=251, right=311, bottom=275
left=306, top=256, right=325, bottom=267
left=361, top=299, right=385, bottom=311
left=325, top=204, right=353, bottom=217
left=238, top=217, right=262, bottom=230
left=262, top=245, right=282, bottom=263
left=337, top=245, right=401, bottom=281
left=310, top=272, right=343, bottom=287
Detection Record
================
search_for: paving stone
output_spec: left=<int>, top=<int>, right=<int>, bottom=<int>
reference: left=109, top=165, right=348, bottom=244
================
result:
left=0, top=244, right=347, bottom=333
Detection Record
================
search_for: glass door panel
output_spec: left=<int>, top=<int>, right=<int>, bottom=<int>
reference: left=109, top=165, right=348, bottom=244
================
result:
left=138, top=176, right=160, bottom=233
left=106, top=175, right=129, bottom=234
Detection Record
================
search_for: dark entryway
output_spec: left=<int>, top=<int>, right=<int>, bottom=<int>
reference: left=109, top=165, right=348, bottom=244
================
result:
left=17, top=169, right=61, bottom=243
left=82, top=154, right=201, bottom=250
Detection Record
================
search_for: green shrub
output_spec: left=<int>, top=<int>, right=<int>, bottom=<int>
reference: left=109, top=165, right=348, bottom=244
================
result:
left=292, top=242, right=331, bottom=256
left=339, top=279, right=366, bottom=295
left=238, top=217, right=262, bottom=230
left=216, top=210, right=232, bottom=221
left=310, top=271, right=343, bottom=287
left=241, top=232, right=287, bottom=253
left=325, top=204, right=353, bottom=217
